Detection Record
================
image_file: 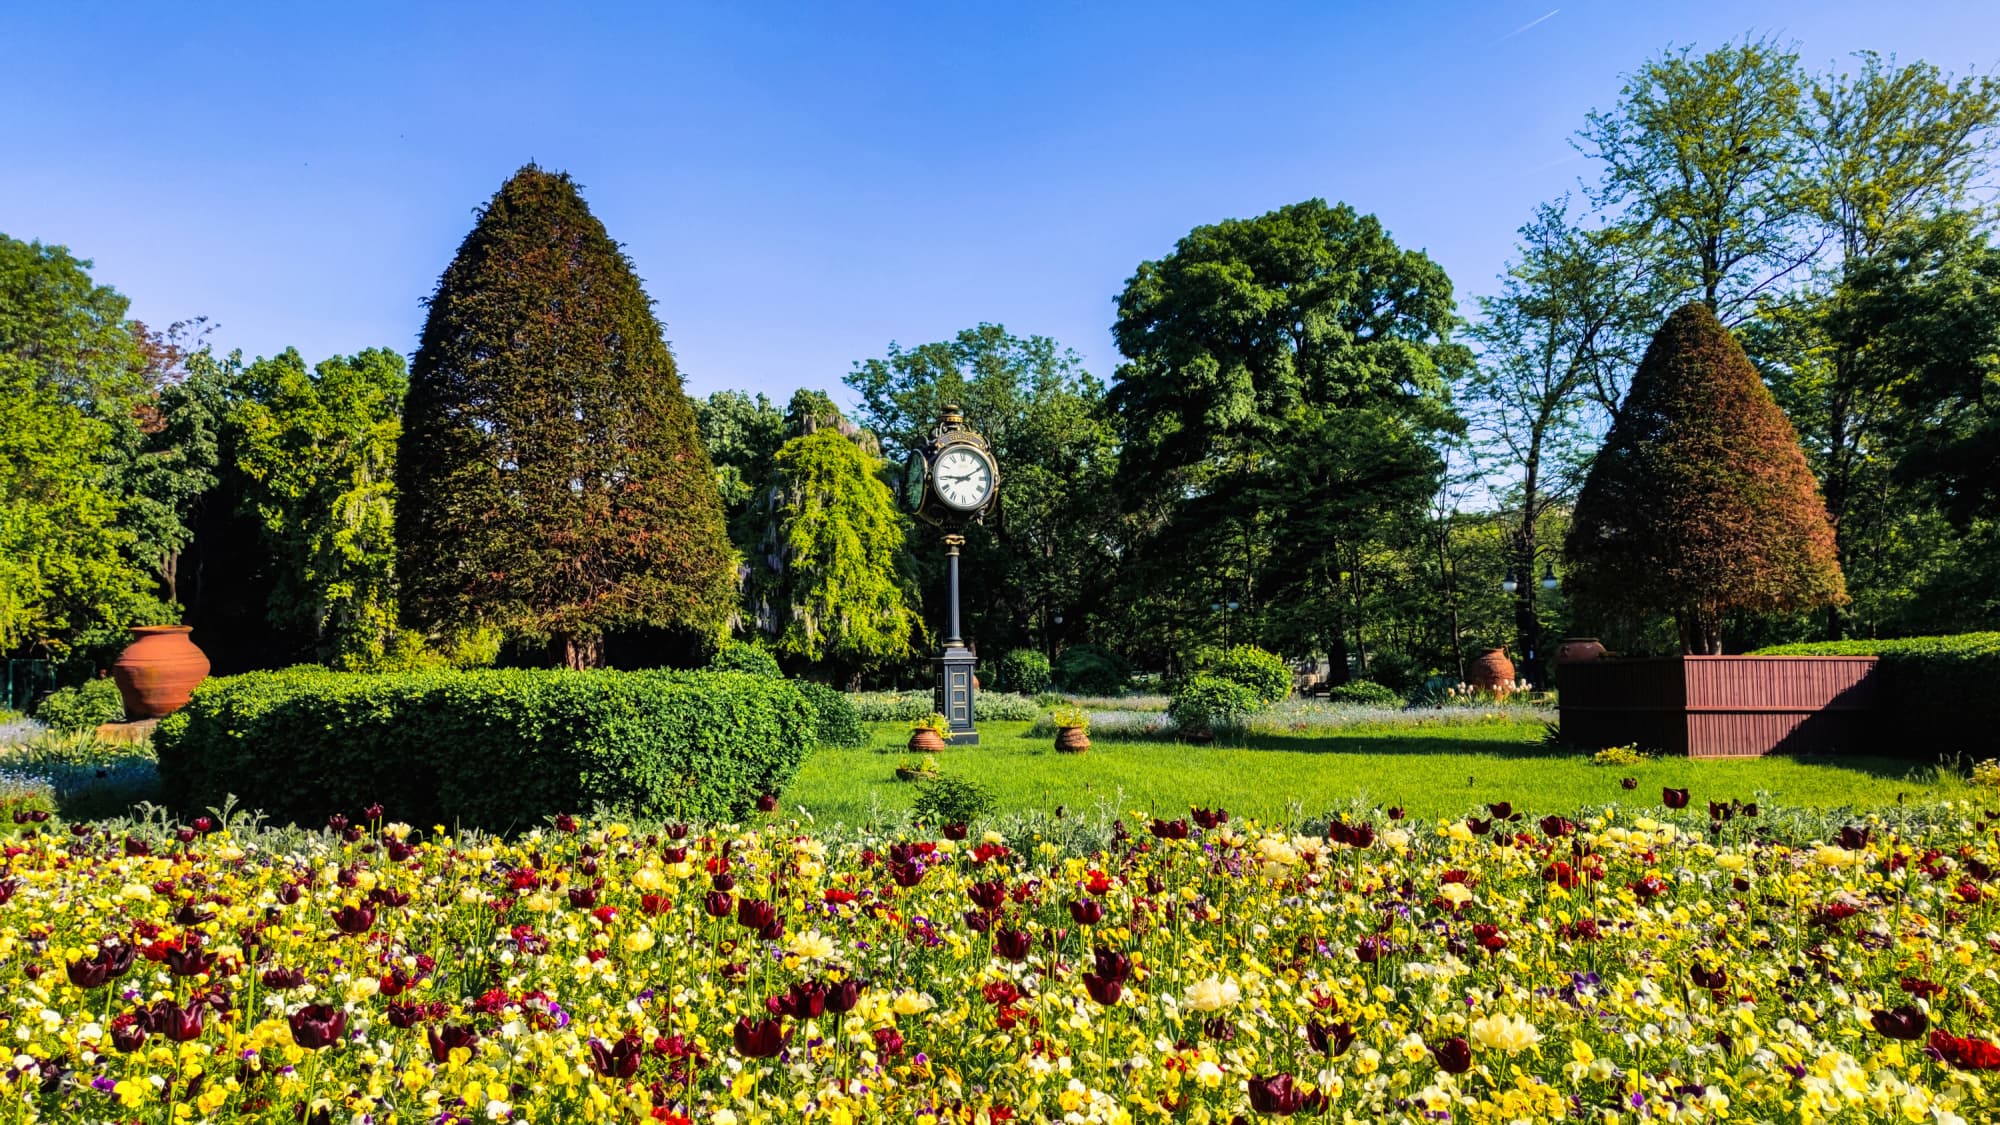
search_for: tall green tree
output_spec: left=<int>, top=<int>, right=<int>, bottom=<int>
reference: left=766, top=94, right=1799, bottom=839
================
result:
left=0, top=236, right=154, bottom=658
left=1577, top=37, right=1809, bottom=319
left=231, top=348, right=410, bottom=668
left=1106, top=200, right=1467, bottom=674
left=1469, top=202, right=1664, bottom=670
left=1566, top=304, right=1845, bottom=653
left=397, top=166, right=736, bottom=668
left=750, top=407, right=916, bottom=685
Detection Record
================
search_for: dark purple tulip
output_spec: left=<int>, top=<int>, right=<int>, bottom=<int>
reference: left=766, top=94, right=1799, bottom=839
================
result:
left=736, top=898, right=775, bottom=931
left=1082, top=972, right=1123, bottom=1006
left=967, top=881, right=1007, bottom=911
left=824, top=978, right=864, bottom=1015
left=1432, top=1036, right=1472, bottom=1074
left=1247, top=1074, right=1304, bottom=1115
left=1662, top=788, right=1691, bottom=810
left=769, top=980, right=827, bottom=1019
left=1068, top=898, right=1103, bottom=925
left=331, top=904, right=375, bottom=936
left=1307, top=1019, right=1355, bottom=1057
left=261, top=966, right=306, bottom=990
left=733, top=1016, right=787, bottom=1058
left=587, top=1036, right=643, bottom=1079
left=942, top=822, right=969, bottom=840
left=704, top=890, right=734, bottom=918
left=153, top=1000, right=204, bottom=1043
left=288, top=1004, right=346, bottom=1050
left=994, top=928, right=1032, bottom=962
left=1092, top=947, right=1132, bottom=982
left=1871, top=1006, right=1930, bottom=1041
left=427, top=1024, right=480, bottom=1062
left=756, top=794, right=779, bottom=814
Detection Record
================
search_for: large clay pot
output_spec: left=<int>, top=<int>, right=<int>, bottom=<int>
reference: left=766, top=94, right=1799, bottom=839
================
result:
left=1470, top=647, right=1516, bottom=695
left=1554, top=637, right=1608, bottom=663
left=909, top=728, right=947, bottom=753
left=111, top=626, right=210, bottom=719
left=1054, top=726, right=1090, bottom=753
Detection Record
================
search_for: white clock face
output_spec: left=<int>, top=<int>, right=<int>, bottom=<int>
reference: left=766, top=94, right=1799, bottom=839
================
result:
left=933, top=446, right=994, bottom=510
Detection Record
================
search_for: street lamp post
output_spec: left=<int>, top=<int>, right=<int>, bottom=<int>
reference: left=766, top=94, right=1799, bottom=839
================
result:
left=1500, top=554, right=1561, bottom=685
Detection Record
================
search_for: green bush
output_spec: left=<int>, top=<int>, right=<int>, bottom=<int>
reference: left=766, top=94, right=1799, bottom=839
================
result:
left=1324, top=679, right=1403, bottom=707
left=1168, top=673, right=1261, bottom=733
left=32, top=677, right=124, bottom=731
left=910, top=772, right=996, bottom=827
left=1197, top=644, right=1292, bottom=705
left=1751, top=632, right=2000, bottom=750
left=796, top=681, right=867, bottom=748
left=1053, top=645, right=1129, bottom=696
left=997, top=649, right=1052, bottom=695
left=708, top=639, right=783, bottom=678
left=154, top=668, right=816, bottom=829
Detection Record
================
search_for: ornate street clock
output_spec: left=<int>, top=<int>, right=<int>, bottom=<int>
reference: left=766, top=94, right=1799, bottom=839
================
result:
left=902, top=406, right=999, bottom=744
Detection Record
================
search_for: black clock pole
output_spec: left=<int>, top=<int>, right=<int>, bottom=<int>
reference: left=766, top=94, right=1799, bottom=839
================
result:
left=935, top=532, right=978, bottom=744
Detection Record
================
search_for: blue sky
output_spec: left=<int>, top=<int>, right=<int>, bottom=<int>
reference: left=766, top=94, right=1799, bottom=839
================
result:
left=5, top=2, right=1995, bottom=406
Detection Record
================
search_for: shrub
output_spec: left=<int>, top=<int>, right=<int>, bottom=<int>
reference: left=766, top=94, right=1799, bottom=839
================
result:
left=1168, top=673, right=1261, bottom=734
left=1750, top=632, right=2000, bottom=751
left=1050, top=704, right=1090, bottom=730
left=32, top=677, right=124, bottom=731
left=708, top=639, right=783, bottom=678
left=1053, top=645, right=1129, bottom=696
left=910, top=772, right=996, bottom=827
left=795, top=681, right=867, bottom=748
left=1198, top=644, right=1292, bottom=705
left=997, top=649, right=1052, bottom=695
left=1323, top=680, right=1402, bottom=707
left=154, top=668, right=815, bottom=829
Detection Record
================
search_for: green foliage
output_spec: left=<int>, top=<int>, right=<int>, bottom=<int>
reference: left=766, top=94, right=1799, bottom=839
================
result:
left=1566, top=305, right=1845, bottom=653
left=795, top=681, right=867, bottom=748
left=228, top=348, right=410, bottom=669
left=909, top=771, right=997, bottom=827
left=1168, top=673, right=1261, bottom=733
left=754, top=429, right=916, bottom=677
left=1324, top=680, right=1403, bottom=707
left=846, top=690, right=1040, bottom=723
left=1194, top=644, right=1292, bottom=705
left=1052, top=645, right=1129, bottom=696
left=0, top=235, right=154, bottom=658
left=153, top=667, right=816, bottom=829
left=708, top=639, right=782, bottom=679
left=31, top=677, right=124, bottom=731
left=694, top=390, right=786, bottom=515
left=1049, top=704, right=1090, bottom=731
left=396, top=166, right=736, bottom=667
left=996, top=649, right=1051, bottom=695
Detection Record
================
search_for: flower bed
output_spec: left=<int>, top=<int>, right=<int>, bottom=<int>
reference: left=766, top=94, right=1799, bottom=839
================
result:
left=0, top=795, right=1997, bottom=1122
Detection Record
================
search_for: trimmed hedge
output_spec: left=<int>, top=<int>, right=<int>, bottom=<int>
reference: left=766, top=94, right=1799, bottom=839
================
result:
left=32, top=677, right=125, bottom=731
left=154, top=668, right=816, bottom=829
left=1324, top=679, right=1404, bottom=707
left=1750, top=633, right=2000, bottom=750
left=708, top=640, right=783, bottom=679
left=1196, top=644, right=1292, bottom=705
left=797, top=682, right=867, bottom=748
left=1169, top=673, right=1260, bottom=733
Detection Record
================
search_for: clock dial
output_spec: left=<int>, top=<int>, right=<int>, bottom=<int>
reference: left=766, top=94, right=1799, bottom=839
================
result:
left=933, top=446, right=994, bottom=510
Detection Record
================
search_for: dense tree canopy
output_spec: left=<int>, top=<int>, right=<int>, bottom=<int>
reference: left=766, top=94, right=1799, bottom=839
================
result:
left=397, top=166, right=736, bottom=668
left=1566, top=304, right=1845, bottom=653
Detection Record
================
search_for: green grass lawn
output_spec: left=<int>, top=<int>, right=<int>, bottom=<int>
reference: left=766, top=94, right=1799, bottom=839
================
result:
left=787, top=715, right=1970, bottom=828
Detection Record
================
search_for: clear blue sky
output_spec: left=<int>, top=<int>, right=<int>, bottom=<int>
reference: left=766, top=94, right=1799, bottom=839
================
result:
left=5, top=2, right=1995, bottom=406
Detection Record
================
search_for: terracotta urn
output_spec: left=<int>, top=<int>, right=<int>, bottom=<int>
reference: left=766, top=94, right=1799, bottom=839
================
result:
left=111, top=625, right=210, bottom=719
left=1554, top=637, right=1608, bottom=663
left=1055, top=726, right=1090, bottom=753
left=1469, top=647, right=1516, bottom=694
left=909, top=728, right=947, bottom=753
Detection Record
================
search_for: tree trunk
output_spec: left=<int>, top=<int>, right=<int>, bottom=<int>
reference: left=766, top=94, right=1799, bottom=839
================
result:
left=552, top=632, right=605, bottom=670
left=1675, top=609, right=1723, bottom=656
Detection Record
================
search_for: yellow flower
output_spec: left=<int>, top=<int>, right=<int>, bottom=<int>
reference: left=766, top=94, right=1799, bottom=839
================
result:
left=790, top=929, right=836, bottom=961
left=1183, top=976, right=1241, bottom=1012
left=1471, top=1012, right=1542, bottom=1054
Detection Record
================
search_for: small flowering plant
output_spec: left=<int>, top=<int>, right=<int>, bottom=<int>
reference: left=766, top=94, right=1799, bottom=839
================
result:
left=1591, top=743, right=1653, bottom=766
left=1049, top=704, right=1090, bottom=732
left=0, top=791, right=1996, bottom=1122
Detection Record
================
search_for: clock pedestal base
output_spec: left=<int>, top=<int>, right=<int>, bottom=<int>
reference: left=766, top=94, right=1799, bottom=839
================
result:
left=934, top=645, right=979, bottom=746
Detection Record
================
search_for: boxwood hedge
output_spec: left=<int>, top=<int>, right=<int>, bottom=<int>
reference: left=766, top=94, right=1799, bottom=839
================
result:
left=1751, top=632, right=2000, bottom=751
left=154, top=667, right=816, bottom=830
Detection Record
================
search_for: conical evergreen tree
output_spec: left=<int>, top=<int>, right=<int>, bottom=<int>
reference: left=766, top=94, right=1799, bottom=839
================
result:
left=396, top=166, right=735, bottom=667
left=1565, top=303, right=1844, bottom=654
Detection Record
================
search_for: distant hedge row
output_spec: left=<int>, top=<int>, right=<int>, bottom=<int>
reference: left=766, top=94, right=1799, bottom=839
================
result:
left=1751, top=632, right=2000, bottom=751
left=155, top=668, right=817, bottom=829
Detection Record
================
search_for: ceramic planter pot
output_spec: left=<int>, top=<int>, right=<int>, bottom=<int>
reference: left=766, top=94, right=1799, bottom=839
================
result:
left=1470, top=647, right=1516, bottom=694
left=1054, top=726, right=1090, bottom=753
left=909, top=728, right=947, bottom=753
left=1554, top=637, right=1608, bottom=663
left=111, top=625, right=210, bottom=719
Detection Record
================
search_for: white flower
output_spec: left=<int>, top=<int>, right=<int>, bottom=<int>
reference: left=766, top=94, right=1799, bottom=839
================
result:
left=790, top=930, right=836, bottom=960
left=1183, top=976, right=1241, bottom=1012
left=1471, top=1012, right=1543, bottom=1054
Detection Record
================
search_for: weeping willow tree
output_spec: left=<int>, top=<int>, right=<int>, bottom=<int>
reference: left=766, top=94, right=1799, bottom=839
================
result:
left=752, top=419, right=916, bottom=687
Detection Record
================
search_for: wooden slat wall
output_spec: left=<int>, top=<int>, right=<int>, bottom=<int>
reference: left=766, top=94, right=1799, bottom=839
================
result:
left=1558, top=656, right=1878, bottom=758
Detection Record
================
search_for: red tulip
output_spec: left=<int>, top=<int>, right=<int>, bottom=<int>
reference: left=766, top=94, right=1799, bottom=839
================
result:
left=1929, top=1030, right=2000, bottom=1070
left=732, top=1016, right=787, bottom=1059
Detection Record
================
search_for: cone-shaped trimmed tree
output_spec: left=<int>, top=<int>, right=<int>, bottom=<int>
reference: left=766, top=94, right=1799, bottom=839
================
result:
left=397, top=165, right=735, bottom=667
left=1565, top=303, right=1844, bottom=654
